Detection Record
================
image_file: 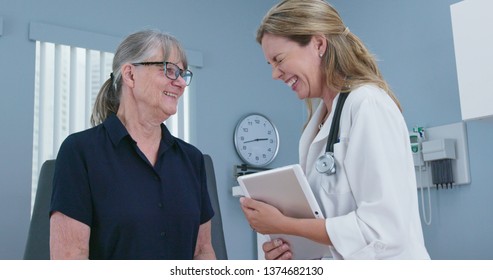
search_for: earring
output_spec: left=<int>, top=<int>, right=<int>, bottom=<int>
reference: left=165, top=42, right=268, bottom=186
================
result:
left=319, top=53, right=323, bottom=58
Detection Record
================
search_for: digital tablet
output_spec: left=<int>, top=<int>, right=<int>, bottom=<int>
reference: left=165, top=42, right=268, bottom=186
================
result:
left=237, top=164, right=330, bottom=260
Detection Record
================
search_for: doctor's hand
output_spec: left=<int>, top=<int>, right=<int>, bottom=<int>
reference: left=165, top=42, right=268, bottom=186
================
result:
left=263, top=239, right=293, bottom=260
left=239, top=197, right=287, bottom=235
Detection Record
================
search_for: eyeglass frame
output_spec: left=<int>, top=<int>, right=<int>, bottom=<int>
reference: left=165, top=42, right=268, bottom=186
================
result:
left=132, top=61, right=193, bottom=86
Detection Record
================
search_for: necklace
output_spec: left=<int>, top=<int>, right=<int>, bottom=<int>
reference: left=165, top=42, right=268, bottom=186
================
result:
left=319, top=112, right=329, bottom=130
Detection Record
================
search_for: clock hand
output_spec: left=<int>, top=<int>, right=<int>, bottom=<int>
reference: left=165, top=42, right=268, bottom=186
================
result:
left=243, top=138, right=268, bottom=143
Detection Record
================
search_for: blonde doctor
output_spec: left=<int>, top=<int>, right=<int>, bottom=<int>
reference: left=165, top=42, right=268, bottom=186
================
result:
left=240, top=0, right=430, bottom=260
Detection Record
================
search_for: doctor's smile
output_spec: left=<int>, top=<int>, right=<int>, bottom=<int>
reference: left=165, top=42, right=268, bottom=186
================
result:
left=286, top=77, right=298, bottom=89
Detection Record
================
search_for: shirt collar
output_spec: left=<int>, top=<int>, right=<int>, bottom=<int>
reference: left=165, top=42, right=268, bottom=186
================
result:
left=103, top=114, right=176, bottom=148
left=104, top=114, right=130, bottom=146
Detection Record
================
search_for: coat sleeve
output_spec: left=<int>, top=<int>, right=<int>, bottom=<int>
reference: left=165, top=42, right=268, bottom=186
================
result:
left=325, top=88, right=418, bottom=259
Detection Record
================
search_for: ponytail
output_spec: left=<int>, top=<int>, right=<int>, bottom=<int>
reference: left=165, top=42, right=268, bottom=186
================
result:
left=90, top=74, right=120, bottom=126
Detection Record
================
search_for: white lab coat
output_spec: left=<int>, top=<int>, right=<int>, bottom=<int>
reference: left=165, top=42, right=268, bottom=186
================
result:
left=300, top=85, right=430, bottom=259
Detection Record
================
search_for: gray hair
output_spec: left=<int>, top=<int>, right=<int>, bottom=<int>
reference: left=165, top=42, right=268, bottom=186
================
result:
left=90, top=29, right=188, bottom=126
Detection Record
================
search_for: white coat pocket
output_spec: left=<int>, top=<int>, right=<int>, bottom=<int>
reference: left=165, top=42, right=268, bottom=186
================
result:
left=318, top=140, right=356, bottom=215
left=319, top=140, right=350, bottom=194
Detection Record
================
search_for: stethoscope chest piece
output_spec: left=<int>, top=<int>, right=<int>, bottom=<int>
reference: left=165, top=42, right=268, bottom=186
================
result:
left=316, top=152, right=336, bottom=175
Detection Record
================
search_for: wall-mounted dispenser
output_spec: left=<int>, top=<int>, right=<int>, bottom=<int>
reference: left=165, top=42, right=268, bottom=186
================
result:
left=412, top=122, right=471, bottom=188
left=422, top=138, right=456, bottom=188
left=410, top=122, right=471, bottom=225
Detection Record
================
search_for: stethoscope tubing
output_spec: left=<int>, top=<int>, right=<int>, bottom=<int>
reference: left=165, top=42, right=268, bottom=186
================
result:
left=316, top=92, right=349, bottom=175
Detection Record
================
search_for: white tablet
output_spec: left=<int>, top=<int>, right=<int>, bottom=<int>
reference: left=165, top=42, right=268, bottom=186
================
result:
left=237, top=164, right=330, bottom=260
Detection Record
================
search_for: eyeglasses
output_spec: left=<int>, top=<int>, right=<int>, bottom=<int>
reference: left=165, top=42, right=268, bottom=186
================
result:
left=132, top=61, right=193, bottom=86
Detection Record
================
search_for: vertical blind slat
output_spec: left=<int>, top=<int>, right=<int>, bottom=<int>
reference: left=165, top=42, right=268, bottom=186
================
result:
left=85, top=49, right=92, bottom=128
left=37, top=42, right=47, bottom=176
left=183, top=88, right=190, bottom=142
left=99, top=51, right=105, bottom=87
left=69, top=46, right=78, bottom=134
left=53, top=44, right=62, bottom=155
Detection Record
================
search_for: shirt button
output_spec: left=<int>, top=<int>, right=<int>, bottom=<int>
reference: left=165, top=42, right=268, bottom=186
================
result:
left=158, top=203, right=163, bottom=208
left=374, top=242, right=385, bottom=251
left=160, top=232, right=165, bottom=237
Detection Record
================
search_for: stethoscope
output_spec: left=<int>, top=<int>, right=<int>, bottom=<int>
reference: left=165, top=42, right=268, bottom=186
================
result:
left=315, top=92, right=350, bottom=175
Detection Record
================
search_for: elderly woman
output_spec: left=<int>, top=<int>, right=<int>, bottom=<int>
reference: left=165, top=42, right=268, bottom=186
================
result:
left=50, top=30, right=216, bottom=260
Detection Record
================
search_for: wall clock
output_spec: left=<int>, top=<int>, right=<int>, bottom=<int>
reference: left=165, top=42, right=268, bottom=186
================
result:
left=233, top=113, right=279, bottom=167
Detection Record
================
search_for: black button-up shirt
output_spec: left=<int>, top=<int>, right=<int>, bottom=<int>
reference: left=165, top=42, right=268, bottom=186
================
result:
left=50, top=114, right=214, bottom=259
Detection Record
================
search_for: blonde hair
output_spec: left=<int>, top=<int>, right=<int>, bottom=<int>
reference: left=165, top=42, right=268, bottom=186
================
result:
left=90, top=29, right=188, bottom=126
left=257, top=0, right=401, bottom=125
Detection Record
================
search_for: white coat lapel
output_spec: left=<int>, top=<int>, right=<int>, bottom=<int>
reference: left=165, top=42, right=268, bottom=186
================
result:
left=300, top=101, right=330, bottom=175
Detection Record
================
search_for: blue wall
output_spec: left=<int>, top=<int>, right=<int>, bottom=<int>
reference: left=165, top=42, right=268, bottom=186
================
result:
left=0, top=0, right=491, bottom=260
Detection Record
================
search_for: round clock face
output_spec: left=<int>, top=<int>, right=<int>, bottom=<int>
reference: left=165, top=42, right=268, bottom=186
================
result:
left=234, top=113, right=279, bottom=167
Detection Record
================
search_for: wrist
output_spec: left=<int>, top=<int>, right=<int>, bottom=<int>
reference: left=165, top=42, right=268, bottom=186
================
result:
left=279, top=216, right=298, bottom=236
